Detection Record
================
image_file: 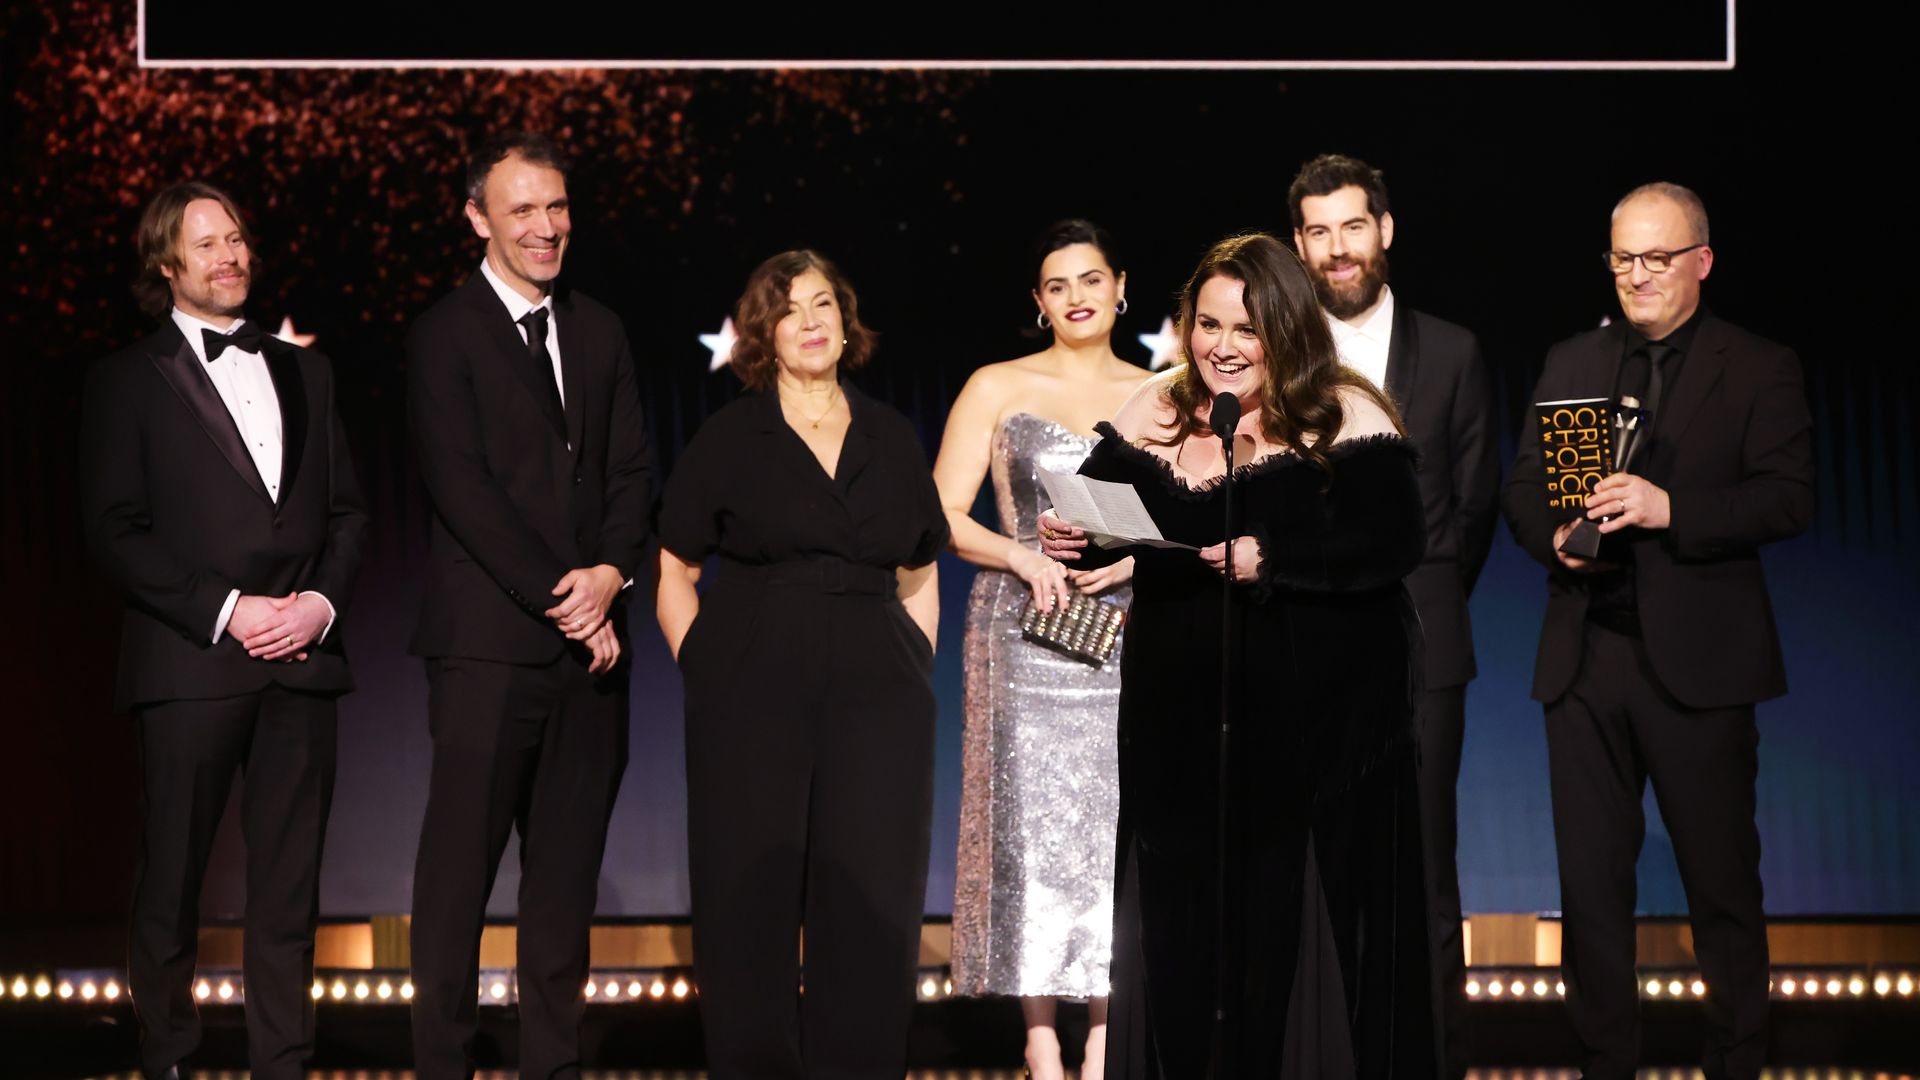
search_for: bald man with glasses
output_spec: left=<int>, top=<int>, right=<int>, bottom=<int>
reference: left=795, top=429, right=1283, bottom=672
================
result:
left=1503, top=182, right=1813, bottom=1080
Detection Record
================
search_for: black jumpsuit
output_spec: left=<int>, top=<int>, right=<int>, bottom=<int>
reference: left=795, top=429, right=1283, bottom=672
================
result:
left=658, top=384, right=949, bottom=1078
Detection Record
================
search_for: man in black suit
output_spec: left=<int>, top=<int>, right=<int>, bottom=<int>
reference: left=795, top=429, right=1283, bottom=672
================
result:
left=80, top=181, right=368, bottom=1080
left=1503, top=183, right=1813, bottom=1080
left=406, top=132, right=654, bottom=1079
left=1290, top=153, right=1501, bottom=1075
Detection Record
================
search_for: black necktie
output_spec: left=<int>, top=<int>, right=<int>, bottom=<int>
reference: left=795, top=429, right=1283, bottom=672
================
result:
left=1644, top=340, right=1676, bottom=419
left=201, top=323, right=266, bottom=362
left=518, top=308, right=566, bottom=424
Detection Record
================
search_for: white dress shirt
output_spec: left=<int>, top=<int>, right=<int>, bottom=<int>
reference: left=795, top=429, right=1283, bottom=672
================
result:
left=1326, top=284, right=1395, bottom=392
left=171, top=308, right=336, bottom=645
left=479, top=257, right=565, bottom=409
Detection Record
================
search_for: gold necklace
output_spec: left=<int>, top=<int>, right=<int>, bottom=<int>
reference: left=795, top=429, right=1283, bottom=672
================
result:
left=782, top=384, right=840, bottom=429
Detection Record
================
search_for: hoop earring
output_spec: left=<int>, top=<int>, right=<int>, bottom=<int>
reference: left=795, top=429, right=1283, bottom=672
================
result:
left=1116, top=298, right=1129, bottom=316
left=1036, top=312, right=1051, bottom=331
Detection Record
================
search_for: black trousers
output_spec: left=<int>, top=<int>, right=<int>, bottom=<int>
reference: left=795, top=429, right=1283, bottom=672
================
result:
left=681, top=583, right=936, bottom=1079
left=1545, top=623, right=1768, bottom=1080
left=1413, top=685, right=1467, bottom=1079
left=409, top=651, right=629, bottom=1080
left=130, top=686, right=337, bottom=1080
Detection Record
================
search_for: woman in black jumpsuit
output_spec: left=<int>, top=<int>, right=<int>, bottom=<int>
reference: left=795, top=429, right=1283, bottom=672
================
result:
left=656, top=250, right=949, bottom=1078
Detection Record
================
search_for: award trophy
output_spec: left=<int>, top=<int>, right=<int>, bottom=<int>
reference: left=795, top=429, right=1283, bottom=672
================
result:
left=1556, top=394, right=1650, bottom=559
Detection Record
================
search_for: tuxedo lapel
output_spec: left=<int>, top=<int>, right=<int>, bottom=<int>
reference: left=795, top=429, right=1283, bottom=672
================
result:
left=462, top=276, right=568, bottom=443
left=1383, top=302, right=1418, bottom=411
left=145, top=323, right=275, bottom=506
left=1656, top=314, right=1731, bottom=452
left=264, top=342, right=307, bottom=503
left=555, top=292, right=587, bottom=458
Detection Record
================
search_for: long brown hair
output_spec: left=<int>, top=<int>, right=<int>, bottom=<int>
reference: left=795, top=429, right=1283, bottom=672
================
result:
left=132, top=180, right=258, bottom=318
left=728, top=249, right=877, bottom=391
left=1158, top=233, right=1401, bottom=472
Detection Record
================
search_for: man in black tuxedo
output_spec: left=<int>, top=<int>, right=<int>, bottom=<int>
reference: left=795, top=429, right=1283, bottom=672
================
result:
left=406, top=132, right=654, bottom=1079
left=1503, top=183, right=1812, bottom=1080
left=80, top=181, right=368, bottom=1080
left=1290, top=153, right=1501, bottom=1075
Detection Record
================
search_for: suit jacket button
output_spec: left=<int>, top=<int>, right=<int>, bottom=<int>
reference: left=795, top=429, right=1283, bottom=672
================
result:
left=573, top=473, right=583, bottom=485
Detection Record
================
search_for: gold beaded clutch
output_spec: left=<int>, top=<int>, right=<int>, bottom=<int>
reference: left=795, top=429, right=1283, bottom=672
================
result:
left=1019, top=593, right=1125, bottom=667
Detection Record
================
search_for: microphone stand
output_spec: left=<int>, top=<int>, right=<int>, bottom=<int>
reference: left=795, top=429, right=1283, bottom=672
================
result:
left=1209, top=400, right=1238, bottom=1078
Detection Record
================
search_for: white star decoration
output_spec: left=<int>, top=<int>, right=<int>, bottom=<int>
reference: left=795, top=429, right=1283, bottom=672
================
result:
left=700, top=317, right=737, bottom=373
left=1139, top=316, right=1180, bottom=370
left=275, top=316, right=316, bottom=349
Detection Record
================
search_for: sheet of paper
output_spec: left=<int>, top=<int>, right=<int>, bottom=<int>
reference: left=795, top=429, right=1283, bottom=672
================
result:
left=1039, top=469, right=1198, bottom=551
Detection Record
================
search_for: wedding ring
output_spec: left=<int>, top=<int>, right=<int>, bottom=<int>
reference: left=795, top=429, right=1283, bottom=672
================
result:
left=1618, top=499, right=1626, bottom=514
left=284, top=636, right=293, bottom=647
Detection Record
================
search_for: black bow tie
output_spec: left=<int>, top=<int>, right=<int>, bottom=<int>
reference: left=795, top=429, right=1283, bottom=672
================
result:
left=201, top=323, right=268, bottom=361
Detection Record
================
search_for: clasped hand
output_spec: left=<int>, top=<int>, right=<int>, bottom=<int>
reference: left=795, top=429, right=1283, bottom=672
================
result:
left=546, top=564, right=625, bottom=674
left=232, top=593, right=329, bottom=662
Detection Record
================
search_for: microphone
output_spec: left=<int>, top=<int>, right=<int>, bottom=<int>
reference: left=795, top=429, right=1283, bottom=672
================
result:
left=1211, top=392, right=1241, bottom=448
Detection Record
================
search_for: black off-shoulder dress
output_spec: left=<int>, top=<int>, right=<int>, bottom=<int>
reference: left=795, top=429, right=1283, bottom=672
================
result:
left=1075, top=424, right=1439, bottom=1079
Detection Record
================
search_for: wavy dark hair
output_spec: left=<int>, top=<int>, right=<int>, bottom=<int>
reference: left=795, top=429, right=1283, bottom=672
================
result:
left=1157, top=233, right=1402, bottom=472
left=729, top=250, right=876, bottom=391
left=132, top=180, right=257, bottom=318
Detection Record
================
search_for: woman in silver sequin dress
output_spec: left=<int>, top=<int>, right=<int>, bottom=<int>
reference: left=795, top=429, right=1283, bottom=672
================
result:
left=931, top=221, right=1153, bottom=1080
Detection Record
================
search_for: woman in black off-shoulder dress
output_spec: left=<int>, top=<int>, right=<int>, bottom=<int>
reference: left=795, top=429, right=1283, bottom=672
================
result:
left=1043, top=234, right=1438, bottom=1078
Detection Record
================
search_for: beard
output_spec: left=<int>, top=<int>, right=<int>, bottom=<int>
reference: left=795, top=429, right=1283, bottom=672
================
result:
left=175, top=267, right=251, bottom=319
left=1310, top=249, right=1389, bottom=320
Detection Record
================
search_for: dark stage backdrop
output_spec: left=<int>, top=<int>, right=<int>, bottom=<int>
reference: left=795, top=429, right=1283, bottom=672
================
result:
left=2, top=3, right=1914, bottom=929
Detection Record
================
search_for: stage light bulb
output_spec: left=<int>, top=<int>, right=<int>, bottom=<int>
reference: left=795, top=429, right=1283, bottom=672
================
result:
left=1555, top=981, right=1566, bottom=996
left=650, top=979, right=666, bottom=999
left=1667, top=979, right=1683, bottom=997
left=353, top=982, right=369, bottom=1000
left=104, top=981, right=120, bottom=1001
left=193, top=980, right=210, bottom=1000
left=1825, top=978, right=1841, bottom=996
left=377, top=982, right=393, bottom=1000
left=10, top=977, right=28, bottom=998
left=920, top=977, right=937, bottom=998
left=80, top=982, right=97, bottom=1001
left=330, top=980, right=347, bottom=1000
left=1532, top=980, right=1549, bottom=997
left=1464, top=979, right=1481, bottom=997
left=401, top=982, right=415, bottom=1000
left=488, top=982, right=507, bottom=1001
left=1645, top=979, right=1660, bottom=996
left=1898, top=975, right=1914, bottom=996
left=1487, top=979, right=1504, bottom=997
left=622, top=980, right=641, bottom=999
left=311, top=980, right=325, bottom=1000
left=217, top=982, right=234, bottom=1001
left=1690, top=980, right=1706, bottom=997
left=1781, top=978, right=1796, bottom=995
left=602, top=980, right=619, bottom=998
left=1849, top=977, right=1865, bottom=996
left=671, top=978, right=689, bottom=999
left=944, top=978, right=953, bottom=995
left=57, top=981, right=73, bottom=1000
left=1873, top=975, right=1891, bottom=995
left=583, top=980, right=597, bottom=998
left=32, top=977, right=50, bottom=999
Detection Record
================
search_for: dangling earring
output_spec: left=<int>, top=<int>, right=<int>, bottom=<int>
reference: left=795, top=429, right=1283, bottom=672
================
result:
left=1116, top=298, right=1129, bottom=316
left=1036, top=312, right=1051, bottom=330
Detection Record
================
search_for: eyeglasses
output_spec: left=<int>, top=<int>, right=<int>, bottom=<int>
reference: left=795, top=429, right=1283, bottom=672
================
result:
left=1603, top=244, right=1704, bottom=274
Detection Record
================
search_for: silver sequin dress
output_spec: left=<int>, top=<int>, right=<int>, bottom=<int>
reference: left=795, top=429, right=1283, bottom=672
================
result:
left=951, top=412, right=1127, bottom=999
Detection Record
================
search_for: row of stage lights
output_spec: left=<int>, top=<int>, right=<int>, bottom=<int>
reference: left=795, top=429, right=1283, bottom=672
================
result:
left=7, top=968, right=1917, bottom=1007
left=1464, top=970, right=1919, bottom=1002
